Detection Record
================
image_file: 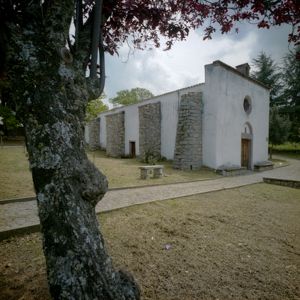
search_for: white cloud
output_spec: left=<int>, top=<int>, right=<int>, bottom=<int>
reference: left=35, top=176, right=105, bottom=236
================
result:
left=104, top=24, right=291, bottom=105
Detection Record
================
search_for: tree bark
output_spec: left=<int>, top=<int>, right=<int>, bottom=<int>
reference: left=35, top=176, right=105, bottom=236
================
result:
left=6, top=2, right=140, bottom=299
left=24, top=74, right=139, bottom=300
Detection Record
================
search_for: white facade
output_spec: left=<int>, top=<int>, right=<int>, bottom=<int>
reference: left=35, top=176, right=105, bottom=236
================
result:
left=88, top=60, right=270, bottom=170
left=202, top=62, right=269, bottom=169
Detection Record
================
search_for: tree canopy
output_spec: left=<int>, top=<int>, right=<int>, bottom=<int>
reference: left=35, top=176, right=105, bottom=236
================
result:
left=252, top=49, right=299, bottom=146
left=269, top=106, right=291, bottom=158
left=251, top=52, right=282, bottom=106
left=281, top=47, right=300, bottom=143
left=86, top=95, right=108, bottom=122
left=0, top=105, right=20, bottom=132
left=110, top=88, right=154, bottom=106
left=1, top=0, right=299, bottom=95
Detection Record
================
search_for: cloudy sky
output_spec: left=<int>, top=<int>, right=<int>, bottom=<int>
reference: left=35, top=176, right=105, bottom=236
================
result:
left=104, top=23, right=293, bottom=105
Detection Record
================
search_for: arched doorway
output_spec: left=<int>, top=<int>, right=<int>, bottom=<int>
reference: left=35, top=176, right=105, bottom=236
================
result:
left=241, top=123, right=252, bottom=169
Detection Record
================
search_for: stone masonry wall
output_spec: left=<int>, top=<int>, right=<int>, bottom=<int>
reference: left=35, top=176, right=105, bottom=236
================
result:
left=88, top=118, right=100, bottom=150
left=139, top=102, right=161, bottom=160
left=106, top=112, right=125, bottom=157
left=173, top=92, right=203, bottom=170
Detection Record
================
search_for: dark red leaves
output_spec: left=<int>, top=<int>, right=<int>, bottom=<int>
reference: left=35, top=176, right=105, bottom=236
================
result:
left=258, top=20, right=270, bottom=29
left=89, top=0, right=300, bottom=54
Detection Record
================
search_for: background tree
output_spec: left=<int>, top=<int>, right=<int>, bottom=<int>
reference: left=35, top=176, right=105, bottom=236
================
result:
left=251, top=52, right=283, bottom=107
left=269, top=106, right=291, bottom=158
left=281, top=47, right=300, bottom=144
left=110, top=87, right=154, bottom=106
left=86, top=94, right=108, bottom=122
left=0, top=0, right=299, bottom=299
left=0, top=105, right=21, bottom=135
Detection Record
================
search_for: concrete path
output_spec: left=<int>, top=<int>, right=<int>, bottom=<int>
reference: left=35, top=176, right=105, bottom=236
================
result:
left=1, top=157, right=299, bottom=239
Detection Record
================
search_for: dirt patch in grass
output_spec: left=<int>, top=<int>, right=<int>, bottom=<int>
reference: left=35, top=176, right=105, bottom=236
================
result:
left=1, top=183, right=299, bottom=299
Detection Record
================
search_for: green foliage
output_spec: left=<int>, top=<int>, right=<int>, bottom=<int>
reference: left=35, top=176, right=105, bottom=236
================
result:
left=271, top=143, right=300, bottom=159
left=272, top=142, right=300, bottom=151
left=85, top=96, right=108, bottom=122
left=0, top=105, right=20, bottom=131
left=269, top=107, right=291, bottom=146
left=281, top=47, right=300, bottom=143
left=110, top=87, right=154, bottom=106
left=142, top=149, right=159, bottom=165
left=252, top=49, right=300, bottom=144
left=251, top=51, right=282, bottom=106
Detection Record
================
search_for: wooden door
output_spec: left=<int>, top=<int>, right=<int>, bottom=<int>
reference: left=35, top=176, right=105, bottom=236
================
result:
left=241, top=139, right=250, bottom=169
left=130, top=141, right=136, bottom=158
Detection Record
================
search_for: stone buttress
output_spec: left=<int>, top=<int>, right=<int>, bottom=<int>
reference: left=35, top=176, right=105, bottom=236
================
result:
left=173, top=92, right=203, bottom=170
left=88, top=118, right=100, bottom=150
left=106, top=112, right=125, bottom=157
left=139, top=102, right=161, bottom=160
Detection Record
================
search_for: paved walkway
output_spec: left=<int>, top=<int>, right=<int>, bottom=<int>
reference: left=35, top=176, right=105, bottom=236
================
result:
left=1, top=157, right=299, bottom=238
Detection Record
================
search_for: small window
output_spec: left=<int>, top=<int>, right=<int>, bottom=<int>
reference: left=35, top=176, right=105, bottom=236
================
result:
left=243, top=96, right=252, bottom=114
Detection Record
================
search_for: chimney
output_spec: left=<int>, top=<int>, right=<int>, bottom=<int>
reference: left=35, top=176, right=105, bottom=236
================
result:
left=235, top=63, right=250, bottom=76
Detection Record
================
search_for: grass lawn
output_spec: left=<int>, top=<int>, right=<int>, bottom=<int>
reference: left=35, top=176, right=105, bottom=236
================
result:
left=0, top=183, right=299, bottom=299
left=0, top=146, right=220, bottom=200
left=271, top=142, right=300, bottom=160
left=0, top=146, right=34, bottom=200
left=89, top=150, right=220, bottom=188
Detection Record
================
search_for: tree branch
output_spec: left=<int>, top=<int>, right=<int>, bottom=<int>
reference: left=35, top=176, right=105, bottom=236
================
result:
left=98, top=28, right=105, bottom=95
left=90, top=0, right=103, bottom=79
left=75, top=0, right=83, bottom=50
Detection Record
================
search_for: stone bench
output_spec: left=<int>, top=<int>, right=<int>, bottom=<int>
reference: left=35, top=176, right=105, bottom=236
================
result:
left=254, top=161, right=274, bottom=172
left=139, top=165, right=164, bottom=179
left=216, top=166, right=248, bottom=176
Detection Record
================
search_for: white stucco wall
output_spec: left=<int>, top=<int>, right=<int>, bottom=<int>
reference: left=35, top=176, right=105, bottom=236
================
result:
left=93, top=61, right=269, bottom=170
left=148, top=92, right=179, bottom=159
left=124, top=105, right=139, bottom=154
left=203, top=62, right=270, bottom=169
left=97, top=84, right=202, bottom=159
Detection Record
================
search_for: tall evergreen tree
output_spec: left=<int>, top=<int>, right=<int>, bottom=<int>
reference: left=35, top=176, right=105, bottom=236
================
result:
left=281, top=47, right=300, bottom=143
left=269, top=106, right=291, bottom=158
left=252, top=52, right=283, bottom=107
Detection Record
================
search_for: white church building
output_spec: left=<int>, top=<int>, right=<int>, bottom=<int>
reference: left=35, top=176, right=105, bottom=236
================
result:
left=85, top=60, right=270, bottom=171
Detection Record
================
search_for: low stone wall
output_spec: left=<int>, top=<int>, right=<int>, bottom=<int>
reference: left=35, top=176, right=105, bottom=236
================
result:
left=263, top=178, right=300, bottom=189
left=88, top=118, right=100, bottom=150
left=173, top=92, right=203, bottom=170
left=139, top=102, right=161, bottom=161
left=106, top=112, right=125, bottom=157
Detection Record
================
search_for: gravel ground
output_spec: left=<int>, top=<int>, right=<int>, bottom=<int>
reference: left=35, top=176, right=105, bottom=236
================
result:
left=0, top=183, right=299, bottom=300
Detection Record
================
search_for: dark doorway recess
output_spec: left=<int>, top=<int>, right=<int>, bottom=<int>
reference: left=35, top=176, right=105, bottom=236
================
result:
left=241, top=138, right=251, bottom=169
left=130, top=141, right=136, bottom=158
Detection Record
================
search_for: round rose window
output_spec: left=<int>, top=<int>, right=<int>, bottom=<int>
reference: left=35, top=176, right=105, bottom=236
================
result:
left=243, top=97, right=252, bottom=114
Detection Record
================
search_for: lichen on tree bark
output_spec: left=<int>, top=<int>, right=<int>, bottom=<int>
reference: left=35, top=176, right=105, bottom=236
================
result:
left=5, top=1, right=140, bottom=299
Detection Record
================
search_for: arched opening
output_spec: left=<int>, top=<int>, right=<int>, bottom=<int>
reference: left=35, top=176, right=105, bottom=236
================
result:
left=241, top=122, right=253, bottom=169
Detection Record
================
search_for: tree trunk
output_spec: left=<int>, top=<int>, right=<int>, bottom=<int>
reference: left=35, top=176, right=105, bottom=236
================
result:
left=24, top=83, right=139, bottom=299
left=7, top=2, right=140, bottom=299
left=269, top=144, right=273, bottom=160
